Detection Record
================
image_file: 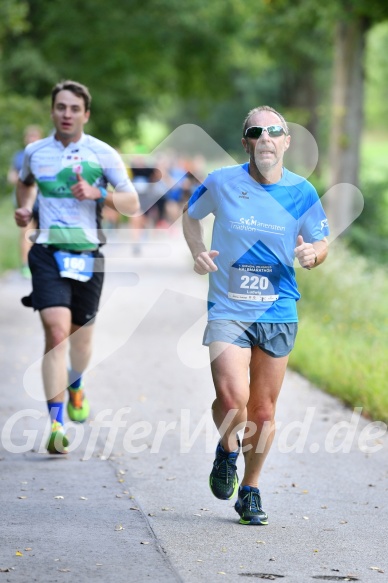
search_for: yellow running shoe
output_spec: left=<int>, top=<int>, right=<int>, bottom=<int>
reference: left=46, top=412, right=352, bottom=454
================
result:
left=67, top=384, right=90, bottom=423
left=46, top=421, right=69, bottom=455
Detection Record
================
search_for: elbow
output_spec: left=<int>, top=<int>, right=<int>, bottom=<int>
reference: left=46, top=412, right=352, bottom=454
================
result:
left=130, top=199, right=141, bottom=216
left=128, top=192, right=140, bottom=216
left=112, top=191, right=140, bottom=216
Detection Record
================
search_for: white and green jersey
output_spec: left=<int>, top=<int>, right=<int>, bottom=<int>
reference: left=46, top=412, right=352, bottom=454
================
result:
left=20, top=133, right=135, bottom=251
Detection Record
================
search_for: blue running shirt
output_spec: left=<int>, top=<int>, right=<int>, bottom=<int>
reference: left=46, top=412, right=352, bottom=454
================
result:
left=187, top=164, right=329, bottom=322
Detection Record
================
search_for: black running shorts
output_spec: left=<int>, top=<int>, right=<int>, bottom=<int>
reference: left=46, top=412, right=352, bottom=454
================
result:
left=27, top=244, right=104, bottom=326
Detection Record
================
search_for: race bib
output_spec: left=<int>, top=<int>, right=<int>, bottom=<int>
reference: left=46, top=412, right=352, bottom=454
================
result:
left=228, top=263, right=280, bottom=302
left=54, top=250, right=95, bottom=282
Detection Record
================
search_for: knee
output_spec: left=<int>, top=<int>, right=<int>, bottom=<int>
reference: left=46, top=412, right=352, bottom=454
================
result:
left=45, top=325, right=69, bottom=350
left=213, top=392, right=247, bottom=413
left=248, top=402, right=276, bottom=427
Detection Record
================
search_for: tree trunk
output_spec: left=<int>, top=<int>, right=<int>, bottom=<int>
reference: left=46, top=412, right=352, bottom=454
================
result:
left=281, top=63, right=322, bottom=177
left=327, top=17, right=370, bottom=235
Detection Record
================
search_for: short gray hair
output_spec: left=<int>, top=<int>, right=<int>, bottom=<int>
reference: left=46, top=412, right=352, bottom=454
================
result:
left=242, top=106, right=289, bottom=136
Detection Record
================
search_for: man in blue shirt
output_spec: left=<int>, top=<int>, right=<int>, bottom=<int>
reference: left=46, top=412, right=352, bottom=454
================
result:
left=183, top=105, right=329, bottom=525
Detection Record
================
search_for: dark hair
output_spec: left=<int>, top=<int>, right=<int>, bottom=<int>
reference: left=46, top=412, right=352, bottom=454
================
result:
left=51, top=80, right=92, bottom=112
left=242, top=105, right=289, bottom=136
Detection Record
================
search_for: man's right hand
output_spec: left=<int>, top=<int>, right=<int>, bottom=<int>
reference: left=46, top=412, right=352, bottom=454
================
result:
left=194, top=250, right=219, bottom=274
left=14, top=207, right=33, bottom=227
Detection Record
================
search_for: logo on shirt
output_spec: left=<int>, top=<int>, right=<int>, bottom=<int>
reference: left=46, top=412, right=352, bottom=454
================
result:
left=321, top=218, right=328, bottom=230
left=239, top=191, right=249, bottom=199
left=73, top=164, right=83, bottom=174
left=54, top=186, right=69, bottom=194
left=230, top=216, right=286, bottom=233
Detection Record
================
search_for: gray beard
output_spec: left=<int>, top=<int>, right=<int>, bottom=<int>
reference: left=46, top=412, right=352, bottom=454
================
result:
left=252, top=154, right=274, bottom=174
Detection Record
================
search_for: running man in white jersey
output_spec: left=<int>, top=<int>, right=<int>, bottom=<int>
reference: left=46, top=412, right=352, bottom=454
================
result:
left=183, top=106, right=329, bottom=525
left=15, top=80, right=139, bottom=454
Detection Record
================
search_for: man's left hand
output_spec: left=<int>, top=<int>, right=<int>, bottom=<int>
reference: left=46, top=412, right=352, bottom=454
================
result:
left=294, top=235, right=317, bottom=269
left=71, top=173, right=100, bottom=201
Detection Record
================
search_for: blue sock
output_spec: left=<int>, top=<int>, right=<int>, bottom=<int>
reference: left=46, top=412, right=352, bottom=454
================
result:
left=48, top=402, right=64, bottom=425
left=68, top=369, right=82, bottom=389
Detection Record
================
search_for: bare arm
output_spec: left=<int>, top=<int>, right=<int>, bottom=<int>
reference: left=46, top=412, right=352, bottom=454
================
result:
left=70, top=174, right=140, bottom=216
left=108, top=190, right=140, bottom=216
left=182, top=202, right=219, bottom=274
left=15, top=179, right=37, bottom=227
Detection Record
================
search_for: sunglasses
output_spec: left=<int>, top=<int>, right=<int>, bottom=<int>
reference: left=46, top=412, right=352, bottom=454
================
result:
left=244, top=125, right=287, bottom=139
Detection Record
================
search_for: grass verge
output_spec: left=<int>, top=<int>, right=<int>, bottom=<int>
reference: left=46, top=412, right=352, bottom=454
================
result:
left=0, top=197, right=20, bottom=273
left=291, top=241, right=388, bottom=422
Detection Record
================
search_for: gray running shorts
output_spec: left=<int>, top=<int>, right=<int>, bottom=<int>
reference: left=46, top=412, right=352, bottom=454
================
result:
left=203, top=320, right=298, bottom=358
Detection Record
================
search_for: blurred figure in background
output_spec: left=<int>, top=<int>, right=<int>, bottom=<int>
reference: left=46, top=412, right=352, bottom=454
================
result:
left=127, top=150, right=207, bottom=251
left=8, top=125, right=43, bottom=278
left=129, top=157, right=166, bottom=255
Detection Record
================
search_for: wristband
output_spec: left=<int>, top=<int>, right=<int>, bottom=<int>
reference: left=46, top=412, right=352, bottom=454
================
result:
left=98, top=186, right=108, bottom=201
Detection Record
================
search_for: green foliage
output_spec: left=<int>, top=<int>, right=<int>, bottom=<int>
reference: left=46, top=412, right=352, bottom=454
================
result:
left=3, top=40, right=58, bottom=95
left=344, top=133, right=388, bottom=263
left=1, top=0, right=245, bottom=143
left=0, top=0, right=29, bottom=42
left=365, top=22, right=388, bottom=129
left=352, top=0, right=388, bottom=21
left=290, top=242, right=388, bottom=421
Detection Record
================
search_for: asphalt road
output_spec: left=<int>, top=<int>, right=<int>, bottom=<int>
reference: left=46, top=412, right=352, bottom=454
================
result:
left=1, top=226, right=387, bottom=583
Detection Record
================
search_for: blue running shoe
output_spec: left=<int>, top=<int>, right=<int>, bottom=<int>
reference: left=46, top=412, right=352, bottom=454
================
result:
left=209, top=440, right=239, bottom=500
left=234, top=485, right=268, bottom=525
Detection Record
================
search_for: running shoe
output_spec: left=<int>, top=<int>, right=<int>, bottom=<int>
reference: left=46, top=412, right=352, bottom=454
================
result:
left=209, top=439, right=239, bottom=500
left=67, top=384, right=90, bottom=423
left=234, top=485, right=268, bottom=525
left=46, top=421, right=69, bottom=455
